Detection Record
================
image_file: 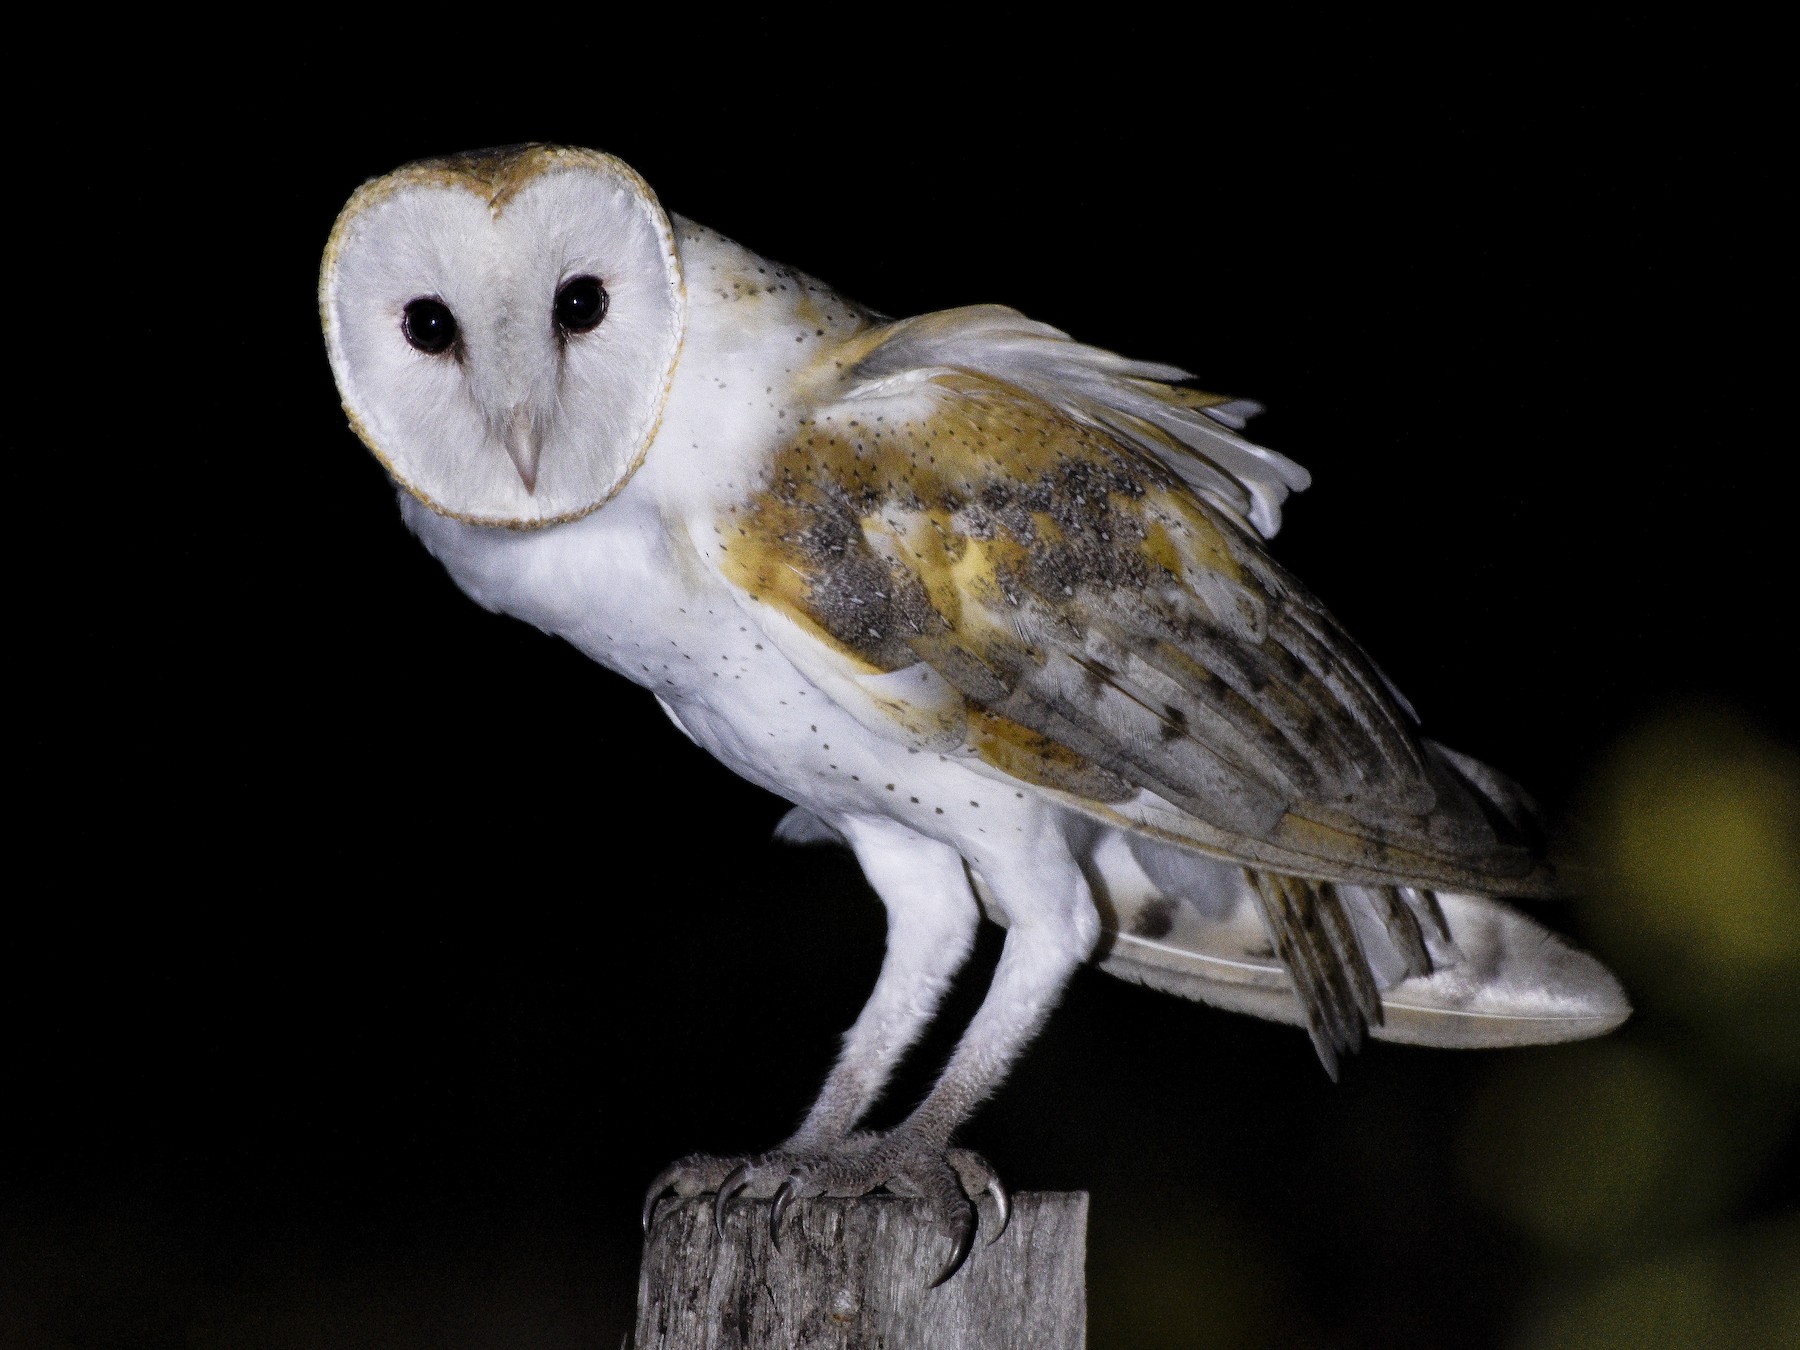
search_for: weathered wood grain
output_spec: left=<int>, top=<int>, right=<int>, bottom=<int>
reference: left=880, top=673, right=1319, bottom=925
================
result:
left=635, top=1191, right=1087, bottom=1348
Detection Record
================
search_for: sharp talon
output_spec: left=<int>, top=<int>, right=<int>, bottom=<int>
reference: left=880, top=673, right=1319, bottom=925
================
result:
left=641, top=1166, right=679, bottom=1233
left=770, top=1173, right=799, bottom=1251
left=984, top=1175, right=1010, bottom=1245
left=929, top=1206, right=977, bottom=1288
left=715, top=1163, right=751, bottom=1237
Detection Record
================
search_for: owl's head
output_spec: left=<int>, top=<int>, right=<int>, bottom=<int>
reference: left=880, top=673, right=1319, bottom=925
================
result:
left=320, top=145, right=685, bottom=527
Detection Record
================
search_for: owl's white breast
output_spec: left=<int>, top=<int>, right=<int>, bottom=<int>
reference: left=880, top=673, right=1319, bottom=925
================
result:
left=404, top=476, right=1051, bottom=856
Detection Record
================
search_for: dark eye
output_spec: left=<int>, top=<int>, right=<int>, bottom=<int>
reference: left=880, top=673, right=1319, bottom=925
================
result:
left=554, top=275, right=608, bottom=334
left=402, top=298, right=458, bottom=355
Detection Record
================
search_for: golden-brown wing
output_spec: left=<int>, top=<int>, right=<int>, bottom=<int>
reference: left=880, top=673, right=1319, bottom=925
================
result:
left=716, top=308, right=1552, bottom=897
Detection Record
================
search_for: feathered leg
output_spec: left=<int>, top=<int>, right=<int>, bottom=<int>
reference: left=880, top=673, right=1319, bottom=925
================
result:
left=755, top=833, right=1101, bottom=1282
left=792, top=817, right=983, bottom=1142
left=891, top=856, right=1101, bottom=1147
left=641, top=818, right=979, bottom=1230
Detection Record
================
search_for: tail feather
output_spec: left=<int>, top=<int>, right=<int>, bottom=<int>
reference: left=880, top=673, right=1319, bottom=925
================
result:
left=1245, top=870, right=1382, bottom=1080
left=773, top=804, right=1631, bottom=1067
left=1087, top=829, right=1628, bottom=1059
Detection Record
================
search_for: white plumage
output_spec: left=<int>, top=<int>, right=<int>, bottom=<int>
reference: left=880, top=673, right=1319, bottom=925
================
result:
left=321, top=144, right=1628, bottom=1281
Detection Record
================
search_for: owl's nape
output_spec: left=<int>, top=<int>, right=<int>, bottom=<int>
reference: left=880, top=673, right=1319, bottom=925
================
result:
left=320, top=145, right=685, bottom=526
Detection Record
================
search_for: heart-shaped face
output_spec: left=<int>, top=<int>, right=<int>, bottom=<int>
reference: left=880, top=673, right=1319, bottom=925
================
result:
left=321, top=145, right=686, bottom=528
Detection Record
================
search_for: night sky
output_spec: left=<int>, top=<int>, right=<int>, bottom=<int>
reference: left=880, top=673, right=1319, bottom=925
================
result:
left=12, top=22, right=1793, bottom=1349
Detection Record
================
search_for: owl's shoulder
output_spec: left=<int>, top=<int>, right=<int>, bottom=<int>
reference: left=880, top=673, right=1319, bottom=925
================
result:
left=644, top=223, right=881, bottom=512
left=674, top=216, right=876, bottom=346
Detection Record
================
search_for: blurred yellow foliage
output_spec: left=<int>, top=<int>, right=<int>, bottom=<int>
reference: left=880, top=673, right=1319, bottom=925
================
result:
left=1582, top=706, right=1800, bottom=1071
left=1452, top=704, right=1800, bottom=1347
left=1460, top=1042, right=1745, bottom=1253
left=1511, top=1216, right=1800, bottom=1350
left=1088, top=1213, right=1309, bottom=1350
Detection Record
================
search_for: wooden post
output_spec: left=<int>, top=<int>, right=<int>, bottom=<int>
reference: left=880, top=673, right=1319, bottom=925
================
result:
left=635, top=1191, right=1088, bottom=1349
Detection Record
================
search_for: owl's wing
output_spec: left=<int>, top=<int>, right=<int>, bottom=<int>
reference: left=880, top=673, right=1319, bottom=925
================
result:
left=714, top=305, right=1551, bottom=897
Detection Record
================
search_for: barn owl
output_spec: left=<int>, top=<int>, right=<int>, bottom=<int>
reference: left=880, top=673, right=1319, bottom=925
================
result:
left=321, top=144, right=1628, bottom=1283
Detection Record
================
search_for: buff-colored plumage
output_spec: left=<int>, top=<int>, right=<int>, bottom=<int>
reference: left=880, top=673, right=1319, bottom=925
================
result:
left=321, top=145, right=1627, bottom=1278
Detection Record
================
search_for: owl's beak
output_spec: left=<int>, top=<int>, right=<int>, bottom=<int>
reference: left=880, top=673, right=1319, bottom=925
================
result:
left=502, top=406, right=542, bottom=494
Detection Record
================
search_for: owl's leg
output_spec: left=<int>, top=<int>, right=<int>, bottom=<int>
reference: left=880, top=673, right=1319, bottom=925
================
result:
left=788, top=816, right=983, bottom=1144
left=751, top=835, right=1101, bottom=1282
left=640, top=817, right=979, bottom=1228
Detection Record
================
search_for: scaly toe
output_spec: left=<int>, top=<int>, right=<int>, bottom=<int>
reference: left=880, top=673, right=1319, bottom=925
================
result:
left=642, top=1143, right=853, bottom=1237
left=644, top=1137, right=1004, bottom=1283
left=779, top=1133, right=1003, bottom=1284
left=642, top=1153, right=745, bottom=1232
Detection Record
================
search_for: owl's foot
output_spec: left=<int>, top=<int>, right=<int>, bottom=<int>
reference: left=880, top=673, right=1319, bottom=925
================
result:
left=640, top=1134, right=1008, bottom=1286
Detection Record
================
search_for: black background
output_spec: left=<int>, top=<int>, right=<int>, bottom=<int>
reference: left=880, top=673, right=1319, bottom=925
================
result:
left=11, top=19, right=1792, bottom=1349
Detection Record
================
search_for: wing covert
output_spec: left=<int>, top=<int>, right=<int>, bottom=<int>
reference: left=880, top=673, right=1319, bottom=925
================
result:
left=713, top=308, right=1550, bottom=896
